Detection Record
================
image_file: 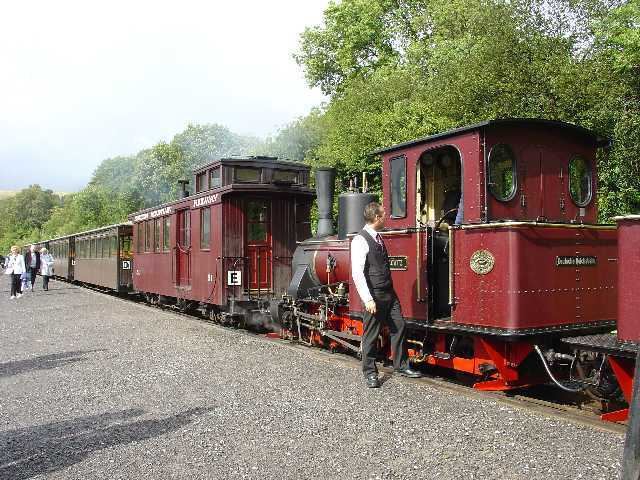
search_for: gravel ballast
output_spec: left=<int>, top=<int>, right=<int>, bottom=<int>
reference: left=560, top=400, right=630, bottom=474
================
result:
left=0, top=280, right=624, bottom=479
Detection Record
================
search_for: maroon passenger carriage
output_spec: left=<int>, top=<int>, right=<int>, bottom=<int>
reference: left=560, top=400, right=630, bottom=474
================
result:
left=130, top=156, right=314, bottom=323
left=279, top=119, right=618, bottom=395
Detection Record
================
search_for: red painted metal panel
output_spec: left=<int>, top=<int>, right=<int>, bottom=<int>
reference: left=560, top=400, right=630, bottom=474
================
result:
left=451, top=225, right=617, bottom=330
left=485, top=124, right=598, bottom=223
left=616, top=217, right=640, bottom=343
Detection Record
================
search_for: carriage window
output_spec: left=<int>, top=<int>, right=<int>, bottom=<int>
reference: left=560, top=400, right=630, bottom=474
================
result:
left=163, top=217, right=170, bottom=251
left=145, top=221, right=152, bottom=252
left=196, top=172, right=208, bottom=193
left=273, top=170, right=298, bottom=183
left=488, top=144, right=517, bottom=201
left=200, top=207, right=211, bottom=249
left=137, top=223, right=143, bottom=253
left=569, top=156, right=592, bottom=206
left=111, top=236, right=117, bottom=257
left=210, top=167, right=221, bottom=188
left=390, top=156, right=407, bottom=218
left=154, top=219, right=161, bottom=252
left=121, top=236, right=132, bottom=257
left=247, top=200, right=268, bottom=242
left=180, top=210, right=191, bottom=248
left=236, top=167, right=261, bottom=183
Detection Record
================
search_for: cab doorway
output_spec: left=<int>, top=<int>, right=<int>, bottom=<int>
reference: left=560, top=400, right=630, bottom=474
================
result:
left=416, top=146, right=462, bottom=320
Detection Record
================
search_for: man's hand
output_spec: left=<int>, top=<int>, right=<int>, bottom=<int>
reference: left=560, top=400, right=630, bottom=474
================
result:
left=365, top=300, right=377, bottom=314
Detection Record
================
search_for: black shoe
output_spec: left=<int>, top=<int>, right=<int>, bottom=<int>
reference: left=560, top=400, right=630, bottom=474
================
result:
left=365, top=373, right=381, bottom=388
left=394, top=367, right=422, bottom=378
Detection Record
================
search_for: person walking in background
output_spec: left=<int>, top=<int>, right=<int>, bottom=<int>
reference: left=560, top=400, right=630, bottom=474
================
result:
left=4, top=246, right=26, bottom=299
left=24, top=245, right=40, bottom=291
left=39, top=247, right=54, bottom=291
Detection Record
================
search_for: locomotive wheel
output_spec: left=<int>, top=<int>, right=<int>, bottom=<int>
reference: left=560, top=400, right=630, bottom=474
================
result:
left=176, top=298, right=190, bottom=313
left=576, top=354, right=622, bottom=401
left=208, top=307, right=221, bottom=323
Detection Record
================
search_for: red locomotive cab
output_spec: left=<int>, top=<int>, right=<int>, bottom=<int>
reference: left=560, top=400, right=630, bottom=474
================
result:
left=367, top=119, right=617, bottom=391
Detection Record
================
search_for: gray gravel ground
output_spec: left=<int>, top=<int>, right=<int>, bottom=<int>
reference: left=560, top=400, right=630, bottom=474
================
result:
left=0, top=280, right=624, bottom=479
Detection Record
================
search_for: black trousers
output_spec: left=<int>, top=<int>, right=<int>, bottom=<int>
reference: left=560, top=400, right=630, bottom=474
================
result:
left=361, top=290, right=408, bottom=376
left=29, top=267, right=38, bottom=287
left=42, top=275, right=50, bottom=290
left=10, top=274, right=22, bottom=296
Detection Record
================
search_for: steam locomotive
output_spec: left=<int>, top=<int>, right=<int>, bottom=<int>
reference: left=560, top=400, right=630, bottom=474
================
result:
left=39, top=118, right=639, bottom=422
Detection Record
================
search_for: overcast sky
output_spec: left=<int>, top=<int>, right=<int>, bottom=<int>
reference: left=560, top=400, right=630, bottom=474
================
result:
left=0, top=0, right=328, bottom=192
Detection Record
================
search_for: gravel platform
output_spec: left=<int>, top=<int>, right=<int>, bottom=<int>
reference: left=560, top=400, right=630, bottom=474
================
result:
left=0, top=280, right=624, bottom=479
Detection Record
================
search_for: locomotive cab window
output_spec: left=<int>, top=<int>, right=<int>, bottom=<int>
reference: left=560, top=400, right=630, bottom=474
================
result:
left=390, top=156, right=407, bottom=218
left=488, top=144, right=517, bottom=201
left=568, top=156, right=592, bottom=206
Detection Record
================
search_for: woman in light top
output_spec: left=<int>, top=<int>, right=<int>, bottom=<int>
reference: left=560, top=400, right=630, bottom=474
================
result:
left=4, top=245, right=26, bottom=299
left=39, top=247, right=54, bottom=291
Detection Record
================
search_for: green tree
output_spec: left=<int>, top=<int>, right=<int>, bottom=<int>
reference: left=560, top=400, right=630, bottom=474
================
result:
left=172, top=123, right=260, bottom=171
left=295, top=0, right=639, bottom=218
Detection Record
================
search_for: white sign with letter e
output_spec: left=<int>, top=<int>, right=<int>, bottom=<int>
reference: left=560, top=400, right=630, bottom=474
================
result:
left=227, top=270, right=241, bottom=286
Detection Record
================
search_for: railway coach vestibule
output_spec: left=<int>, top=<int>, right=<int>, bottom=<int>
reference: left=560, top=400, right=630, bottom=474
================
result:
left=130, top=156, right=315, bottom=320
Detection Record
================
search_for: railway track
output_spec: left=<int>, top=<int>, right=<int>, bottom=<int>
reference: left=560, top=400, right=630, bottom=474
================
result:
left=69, top=279, right=626, bottom=435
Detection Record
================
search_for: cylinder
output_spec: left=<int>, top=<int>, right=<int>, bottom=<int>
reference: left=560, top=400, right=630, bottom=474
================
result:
left=315, top=167, right=336, bottom=237
left=338, top=192, right=378, bottom=240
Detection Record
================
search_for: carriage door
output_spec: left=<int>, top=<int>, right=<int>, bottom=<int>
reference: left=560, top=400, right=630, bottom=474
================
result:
left=176, top=209, right=191, bottom=286
left=246, top=199, right=272, bottom=292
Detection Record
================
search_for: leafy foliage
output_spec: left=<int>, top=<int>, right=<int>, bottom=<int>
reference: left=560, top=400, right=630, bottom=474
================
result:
left=295, top=0, right=639, bottom=219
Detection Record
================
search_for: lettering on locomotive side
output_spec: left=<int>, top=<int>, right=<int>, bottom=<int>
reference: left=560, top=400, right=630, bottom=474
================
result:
left=193, top=194, right=219, bottom=208
left=389, top=256, right=408, bottom=270
left=555, top=255, right=597, bottom=267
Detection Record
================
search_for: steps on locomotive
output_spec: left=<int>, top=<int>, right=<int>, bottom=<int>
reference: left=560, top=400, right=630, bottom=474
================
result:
left=562, top=333, right=639, bottom=358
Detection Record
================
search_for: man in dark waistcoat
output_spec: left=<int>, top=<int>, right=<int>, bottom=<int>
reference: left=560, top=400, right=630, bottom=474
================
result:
left=351, top=202, right=422, bottom=388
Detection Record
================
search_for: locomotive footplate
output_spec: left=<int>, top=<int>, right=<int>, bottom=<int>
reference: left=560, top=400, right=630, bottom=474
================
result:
left=562, top=334, right=639, bottom=358
left=415, top=318, right=618, bottom=341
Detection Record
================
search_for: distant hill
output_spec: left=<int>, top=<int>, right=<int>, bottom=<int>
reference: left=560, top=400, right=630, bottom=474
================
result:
left=0, top=190, right=17, bottom=200
left=0, top=190, right=69, bottom=200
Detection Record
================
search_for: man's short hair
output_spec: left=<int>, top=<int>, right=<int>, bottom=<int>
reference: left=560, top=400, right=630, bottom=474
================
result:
left=363, top=202, right=382, bottom=223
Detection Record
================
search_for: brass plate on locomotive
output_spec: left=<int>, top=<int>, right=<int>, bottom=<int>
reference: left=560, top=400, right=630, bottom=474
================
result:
left=555, top=255, right=597, bottom=267
left=470, top=249, right=495, bottom=275
left=389, top=256, right=408, bottom=271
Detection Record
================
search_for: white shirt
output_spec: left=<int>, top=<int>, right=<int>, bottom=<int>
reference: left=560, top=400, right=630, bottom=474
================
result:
left=350, top=224, right=383, bottom=304
left=4, top=254, right=26, bottom=275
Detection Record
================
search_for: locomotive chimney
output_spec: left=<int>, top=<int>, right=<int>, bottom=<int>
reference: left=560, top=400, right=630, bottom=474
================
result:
left=178, top=179, right=190, bottom=198
left=315, top=167, right=336, bottom=237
